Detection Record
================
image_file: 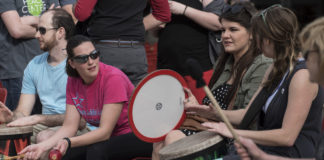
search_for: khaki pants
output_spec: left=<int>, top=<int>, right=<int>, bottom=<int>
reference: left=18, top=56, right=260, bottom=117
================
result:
left=31, top=124, right=90, bottom=144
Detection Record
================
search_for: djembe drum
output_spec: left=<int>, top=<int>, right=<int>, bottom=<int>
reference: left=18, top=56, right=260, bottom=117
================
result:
left=159, top=131, right=227, bottom=160
left=0, top=124, right=33, bottom=157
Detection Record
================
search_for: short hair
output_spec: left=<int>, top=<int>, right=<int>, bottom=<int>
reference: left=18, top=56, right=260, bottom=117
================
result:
left=43, top=8, right=75, bottom=40
left=66, top=35, right=95, bottom=77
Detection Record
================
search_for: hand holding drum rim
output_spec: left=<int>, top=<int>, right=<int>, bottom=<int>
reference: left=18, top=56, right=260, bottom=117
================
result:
left=0, top=101, right=13, bottom=123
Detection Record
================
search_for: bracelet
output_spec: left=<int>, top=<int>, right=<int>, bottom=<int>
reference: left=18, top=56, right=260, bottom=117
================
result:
left=63, top=137, right=71, bottom=150
left=183, top=5, right=188, bottom=15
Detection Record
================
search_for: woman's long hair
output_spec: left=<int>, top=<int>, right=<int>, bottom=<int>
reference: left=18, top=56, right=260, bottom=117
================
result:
left=251, top=6, right=299, bottom=89
left=208, top=2, right=259, bottom=106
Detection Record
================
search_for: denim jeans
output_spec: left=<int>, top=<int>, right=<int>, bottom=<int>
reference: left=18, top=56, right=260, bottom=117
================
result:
left=1, top=77, right=23, bottom=111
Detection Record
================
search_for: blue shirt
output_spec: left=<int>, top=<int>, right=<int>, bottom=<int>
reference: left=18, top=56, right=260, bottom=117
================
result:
left=22, top=52, right=67, bottom=115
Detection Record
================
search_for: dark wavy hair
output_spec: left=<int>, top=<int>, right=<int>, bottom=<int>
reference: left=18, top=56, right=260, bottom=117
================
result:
left=251, top=6, right=299, bottom=89
left=208, top=2, right=259, bottom=107
left=43, top=8, right=75, bottom=40
left=66, top=35, right=95, bottom=77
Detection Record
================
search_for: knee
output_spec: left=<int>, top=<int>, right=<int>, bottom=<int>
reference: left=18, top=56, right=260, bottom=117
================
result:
left=36, top=129, right=55, bottom=143
left=164, top=130, right=186, bottom=146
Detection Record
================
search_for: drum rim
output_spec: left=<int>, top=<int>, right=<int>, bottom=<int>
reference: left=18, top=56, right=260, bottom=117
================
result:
left=0, top=125, right=33, bottom=135
left=159, top=131, right=224, bottom=160
left=128, top=69, right=187, bottom=143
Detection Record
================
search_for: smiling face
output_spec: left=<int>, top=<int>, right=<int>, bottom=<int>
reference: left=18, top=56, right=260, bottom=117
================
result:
left=35, top=11, right=58, bottom=51
left=68, top=42, right=99, bottom=84
left=221, top=19, right=251, bottom=58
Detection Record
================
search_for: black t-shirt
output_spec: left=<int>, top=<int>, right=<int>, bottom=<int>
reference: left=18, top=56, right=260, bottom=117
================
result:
left=157, top=0, right=212, bottom=76
left=87, top=0, right=146, bottom=41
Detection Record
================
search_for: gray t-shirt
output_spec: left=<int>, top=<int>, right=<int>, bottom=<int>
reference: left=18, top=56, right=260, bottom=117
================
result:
left=0, top=0, right=75, bottom=79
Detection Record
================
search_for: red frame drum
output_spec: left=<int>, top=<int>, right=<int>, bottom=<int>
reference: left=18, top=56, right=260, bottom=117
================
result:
left=129, top=70, right=187, bottom=143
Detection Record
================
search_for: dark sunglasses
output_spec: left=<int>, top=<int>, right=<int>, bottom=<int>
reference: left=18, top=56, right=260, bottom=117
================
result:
left=36, top=27, right=58, bottom=35
left=223, top=4, right=253, bottom=16
left=72, top=50, right=100, bottom=64
left=257, top=4, right=282, bottom=27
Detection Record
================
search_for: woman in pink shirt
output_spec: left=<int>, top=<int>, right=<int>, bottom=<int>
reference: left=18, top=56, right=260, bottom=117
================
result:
left=20, top=35, right=152, bottom=160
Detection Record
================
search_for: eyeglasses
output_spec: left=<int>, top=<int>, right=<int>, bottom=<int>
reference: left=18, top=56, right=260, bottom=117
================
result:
left=72, top=50, right=100, bottom=64
left=223, top=4, right=253, bottom=16
left=36, top=27, right=58, bottom=35
left=258, top=4, right=282, bottom=27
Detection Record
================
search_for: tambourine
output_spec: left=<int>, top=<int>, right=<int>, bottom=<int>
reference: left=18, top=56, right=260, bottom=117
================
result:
left=129, top=70, right=187, bottom=142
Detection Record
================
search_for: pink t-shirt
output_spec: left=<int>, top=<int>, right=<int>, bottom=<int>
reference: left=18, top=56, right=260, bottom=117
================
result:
left=66, top=62, right=133, bottom=137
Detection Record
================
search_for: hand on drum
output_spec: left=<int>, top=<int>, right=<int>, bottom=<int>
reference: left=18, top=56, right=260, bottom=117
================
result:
left=184, top=102, right=218, bottom=121
left=183, top=88, right=199, bottom=106
left=7, top=115, right=40, bottom=127
left=19, top=143, right=47, bottom=160
left=202, top=122, right=233, bottom=138
left=0, top=101, right=13, bottom=123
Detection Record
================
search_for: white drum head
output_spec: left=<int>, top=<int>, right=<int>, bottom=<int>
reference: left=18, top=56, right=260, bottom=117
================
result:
left=129, top=70, right=187, bottom=142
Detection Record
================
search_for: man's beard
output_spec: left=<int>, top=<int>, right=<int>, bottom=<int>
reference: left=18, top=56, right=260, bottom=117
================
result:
left=41, top=37, right=57, bottom=51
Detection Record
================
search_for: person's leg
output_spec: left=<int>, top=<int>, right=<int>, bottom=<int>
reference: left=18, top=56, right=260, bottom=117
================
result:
left=1, top=77, right=23, bottom=111
left=152, top=130, right=186, bottom=160
left=98, top=132, right=152, bottom=160
left=95, top=43, right=148, bottom=86
left=36, top=127, right=59, bottom=160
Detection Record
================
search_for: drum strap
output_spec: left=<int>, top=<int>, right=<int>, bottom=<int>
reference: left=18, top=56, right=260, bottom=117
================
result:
left=238, top=86, right=273, bottom=129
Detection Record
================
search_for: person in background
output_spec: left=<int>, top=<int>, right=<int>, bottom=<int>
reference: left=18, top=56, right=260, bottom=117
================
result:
left=73, top=0, right=171, bottom=86
left=20, top=35, right=152, bottom=160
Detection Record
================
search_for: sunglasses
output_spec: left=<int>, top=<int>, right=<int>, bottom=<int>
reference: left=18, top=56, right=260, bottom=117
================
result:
left=223, top=4, right=253, bottom=16
left=36, top=27, right=58, bottom=35
left=72, top=50, right=100, bottom=64
left=258, top=4, right=282, bottom=27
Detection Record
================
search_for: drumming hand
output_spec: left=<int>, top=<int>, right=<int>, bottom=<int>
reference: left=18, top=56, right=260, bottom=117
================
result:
left=183, top=88, right=199, bottom=105
left=202, top=122, right=233, bottom=138
left=169, top=1, right=186, bottom=15
left=184, top=103, right=218, bottom=121
left=0, top=101, right=13, bottom=123
left=19, top=143, right=48, bottom=160
left=54, top=139, right=69, bottom=156
left=235, top=137, right=265, bottom=160
left=7, top=115, right=41, bottom=127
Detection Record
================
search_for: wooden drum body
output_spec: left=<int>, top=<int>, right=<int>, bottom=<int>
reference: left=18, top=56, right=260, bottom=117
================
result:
left=0, top=125, right=33, bottom=156
left=159, top=131, right=227, bottom=160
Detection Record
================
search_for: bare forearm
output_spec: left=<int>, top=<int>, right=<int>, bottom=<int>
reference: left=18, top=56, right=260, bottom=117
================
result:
left=144, top=14, right=165, bottom=31
left=37, top=114, right=65, bottom=127
left=184, top=7, right=221, bottom=31
left=70, top=128, right=111, bottom=147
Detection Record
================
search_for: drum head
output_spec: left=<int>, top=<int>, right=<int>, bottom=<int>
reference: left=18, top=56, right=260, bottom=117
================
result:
left=159, top=131, right=224, bottom=160
left=129, top=70, right=187, bottom=143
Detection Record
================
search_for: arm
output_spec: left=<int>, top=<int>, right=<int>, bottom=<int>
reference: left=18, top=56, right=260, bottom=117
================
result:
left=235, top=137, right=315, bottom=160
left=62, top=4, right=78, bottom=23
left=69, top=103, right=123, bottom=147
left=0, top=10, right=37, bottom=39
left=74, top=0, right=97, bottom=22
left=19, top=104, right=81, bottom=159
left=144, top=0, right=171, bottom=31
left=168, top=0, right=222, bottom=31
left=204, top=69, right=318, bottom=146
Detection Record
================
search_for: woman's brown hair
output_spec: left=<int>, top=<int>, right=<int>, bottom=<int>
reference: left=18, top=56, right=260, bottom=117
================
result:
left=251, top=5, right=299, bottom=89
left=208, top=2, right=259, bottom=106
